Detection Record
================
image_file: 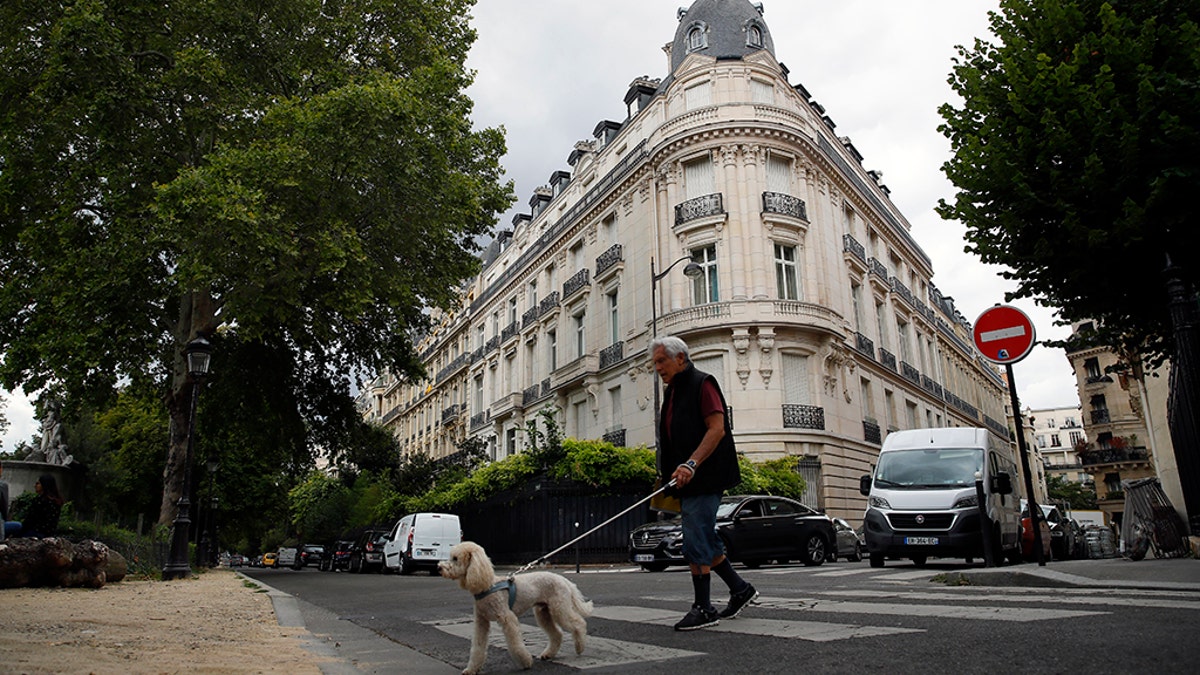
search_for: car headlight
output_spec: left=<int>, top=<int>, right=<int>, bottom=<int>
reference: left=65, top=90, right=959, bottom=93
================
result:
left=869, top=495, right=891, bottom=509
left=953, top=494, right=978, bottom=509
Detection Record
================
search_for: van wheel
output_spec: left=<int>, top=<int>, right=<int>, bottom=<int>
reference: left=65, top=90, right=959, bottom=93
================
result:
left=869, top=552, right=884, bottom=568
left=911, top=556, right=927, bottom=567
left=399, top=556, right=414, bottom=575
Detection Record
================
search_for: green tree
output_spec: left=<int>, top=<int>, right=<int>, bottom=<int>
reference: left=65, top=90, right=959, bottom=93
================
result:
left=938, top=0, right=1200, bottom=363
left=0, top=0, right=513, bottom=524
left=288, top=471, right=352, bottom=544
left=1047, top=474, right=1098, bottom=510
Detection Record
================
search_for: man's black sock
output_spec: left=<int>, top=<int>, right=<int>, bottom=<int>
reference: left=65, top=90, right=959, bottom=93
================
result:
left=712, top=558, right=748, bottom=592
left=692, top=573, right=712, bottom=609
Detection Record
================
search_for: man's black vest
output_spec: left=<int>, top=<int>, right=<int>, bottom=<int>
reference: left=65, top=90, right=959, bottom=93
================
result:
left=660, top=363, right=740, bottom=497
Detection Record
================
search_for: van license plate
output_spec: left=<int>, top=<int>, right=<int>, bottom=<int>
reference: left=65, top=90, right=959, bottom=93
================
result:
left=415, top=549, right=435, bottom=558
left=905, top=537, right=939, bottom=545
left=633, top=554, right=655, bottom=563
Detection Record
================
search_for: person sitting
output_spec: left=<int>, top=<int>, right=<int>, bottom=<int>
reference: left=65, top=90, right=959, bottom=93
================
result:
left=15, top=474, right=64, bottom=538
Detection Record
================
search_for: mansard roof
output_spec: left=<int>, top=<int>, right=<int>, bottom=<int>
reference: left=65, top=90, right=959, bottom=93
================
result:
left=669, top=0, right=775, bottom=76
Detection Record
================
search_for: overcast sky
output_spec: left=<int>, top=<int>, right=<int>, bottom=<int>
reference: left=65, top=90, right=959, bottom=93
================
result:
left=0, top=0, right=1082, bottom=452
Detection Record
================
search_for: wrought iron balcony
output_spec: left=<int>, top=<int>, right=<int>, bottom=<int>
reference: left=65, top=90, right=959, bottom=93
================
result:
left=469, top=410, right=490, bottom=431
left=879, top=349, right=898, bottom=372
left=501, top=321, right=519, bottom=342
left=901, top=361, right=921, bottom=385
left=522, top=384, right=542, bottom=407
left=868, top=258, right=889, bottom=281
left=843, top=234, right=866, bottom=263
left=441, top=404, right=462, bottom=425
left=595, top=243, right=623, bottom=277
left=1091, top=409, right=1111, bottom=424
left=782, top=404, right=825, bottom=430
left=855, top=332, right=875, bottom=358
left=599, top=341, right=625, bottom=369
left=563, top=268, right=590, bottom=299
left=863, top=418, right=882, bottom=445
left=674, top=193, right=724, bottom=226
left=602, top=428, right=627, bottom=447
left=1080, top=446, right=1150, bottom=466
left=762, top=191, right=808, bottom=220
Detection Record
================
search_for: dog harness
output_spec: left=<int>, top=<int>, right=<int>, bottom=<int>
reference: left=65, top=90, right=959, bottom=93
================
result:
left=474, top=578, right=517, bottom=610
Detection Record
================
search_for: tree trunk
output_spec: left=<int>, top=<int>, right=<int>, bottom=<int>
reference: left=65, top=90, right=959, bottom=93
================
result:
left=158, top=291, right=218, bottom=526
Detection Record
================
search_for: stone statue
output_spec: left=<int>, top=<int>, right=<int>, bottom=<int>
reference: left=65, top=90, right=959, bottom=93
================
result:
left=29, top=401, right=73, bottom=466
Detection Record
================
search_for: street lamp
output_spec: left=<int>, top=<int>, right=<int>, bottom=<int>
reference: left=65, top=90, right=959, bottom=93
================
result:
left=163, top=335, right=212, bottom=580
left=650, top=256, right=704, bottom=457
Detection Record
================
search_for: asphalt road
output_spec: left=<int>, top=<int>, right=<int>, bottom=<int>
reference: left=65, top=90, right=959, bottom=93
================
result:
left=243, top=558, right=1200, bottom=674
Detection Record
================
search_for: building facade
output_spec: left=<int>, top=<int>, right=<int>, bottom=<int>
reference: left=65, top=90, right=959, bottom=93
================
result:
left=1030, top=405, right=1087, bottom=484
left=359, top=0, right=1010, bottom=520
left=1065, top=320, right=1181, bottom=526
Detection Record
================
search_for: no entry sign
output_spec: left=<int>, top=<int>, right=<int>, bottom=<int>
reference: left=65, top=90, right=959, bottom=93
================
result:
left=973, top=305, right=1036, bottom=365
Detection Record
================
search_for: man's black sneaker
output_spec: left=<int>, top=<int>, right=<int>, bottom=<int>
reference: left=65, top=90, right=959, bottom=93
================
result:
left=673, top=605, right=720, bottom=631
left=718, top=583, right=758, bottom=619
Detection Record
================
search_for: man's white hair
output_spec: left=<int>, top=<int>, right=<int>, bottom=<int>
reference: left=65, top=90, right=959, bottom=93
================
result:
left=650, top=335, right=690, bottom=360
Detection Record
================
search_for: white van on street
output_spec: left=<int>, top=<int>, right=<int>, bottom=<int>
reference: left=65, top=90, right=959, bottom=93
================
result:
left=382, top=512, right=462, bottom=575
left=859, top=427, right=1023, bottom=567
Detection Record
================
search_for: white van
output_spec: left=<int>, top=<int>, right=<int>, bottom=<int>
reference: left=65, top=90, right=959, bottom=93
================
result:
left=859, top=427, right=1023, bottom=567
left=382, top=512, right=462, bottom=575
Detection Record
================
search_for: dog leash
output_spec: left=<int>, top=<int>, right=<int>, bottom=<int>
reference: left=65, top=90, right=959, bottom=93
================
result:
left=508, top=478, right=677, bottom=578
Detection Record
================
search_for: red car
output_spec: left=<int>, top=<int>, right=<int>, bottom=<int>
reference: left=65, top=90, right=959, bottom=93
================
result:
left=1021, top=502, right=1053, bottom=561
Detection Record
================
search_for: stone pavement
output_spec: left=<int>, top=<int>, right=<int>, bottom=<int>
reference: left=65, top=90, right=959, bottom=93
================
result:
left=254, top=556, right=1200, bottom=675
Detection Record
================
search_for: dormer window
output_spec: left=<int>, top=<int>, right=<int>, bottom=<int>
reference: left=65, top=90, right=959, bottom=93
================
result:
left=747, top=24, right=763, bottom=48
left=686, top=22, right=708, bottom=52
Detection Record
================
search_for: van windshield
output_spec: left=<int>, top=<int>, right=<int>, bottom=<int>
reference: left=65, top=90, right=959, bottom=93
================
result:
left=874, top=447, right=984, bottom=489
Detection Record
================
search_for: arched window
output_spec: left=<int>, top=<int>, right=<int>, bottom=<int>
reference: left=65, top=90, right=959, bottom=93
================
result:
left=747, top=25, right=763, bottom=48
left=686, top=23, right=708, bottom=52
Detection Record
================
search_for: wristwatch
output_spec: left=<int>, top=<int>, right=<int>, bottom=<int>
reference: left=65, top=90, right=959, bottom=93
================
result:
left=684, top=459, right=698, bottom=471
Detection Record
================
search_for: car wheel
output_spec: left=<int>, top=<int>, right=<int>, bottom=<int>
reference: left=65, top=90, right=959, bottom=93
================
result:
left=802, top=534, right=827, bottom=566
left=849, top=542, right=862, bottom=562
left=640, top=562, right=669, bottom=572
left=869, top=552, right=884, bottom=568
left=911, top=555, right=928, bottom=567
left=350, top=555, right=362, bottom=573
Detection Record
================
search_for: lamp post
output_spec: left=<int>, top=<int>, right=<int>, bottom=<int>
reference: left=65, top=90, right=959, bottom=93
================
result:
left=650, top=256, right=704, bottom=459
left=163, top=336, right=212, bottom=580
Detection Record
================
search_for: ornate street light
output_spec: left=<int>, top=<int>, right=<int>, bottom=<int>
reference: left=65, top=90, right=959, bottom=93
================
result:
left=163, top=335, right=212, bottom=580
left=649, top=256, right=704, bottom=457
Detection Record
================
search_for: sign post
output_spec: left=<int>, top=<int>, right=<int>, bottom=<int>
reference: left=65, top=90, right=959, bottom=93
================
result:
left=973, top=304, right=1046, bottom=566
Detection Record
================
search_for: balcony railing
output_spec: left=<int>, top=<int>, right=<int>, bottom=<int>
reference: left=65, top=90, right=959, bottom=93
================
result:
left=522, top=384, right=542, bottom=407
left=762, top=191, right=808, bottom=220
left=599, top=341, right=624, bottom=369
left=782, top=404, right=825, bottom=430
left=563, top=268, right=590, bottom=299
left=901, top=361, right=921, bottom=385
left=868, top=258, right=889, bottom=281
left=441, top=404, right=462, bottom=425
left=1080, top=447, right=1150, bottom=466
left=1091, top=409, right=1111, bottom=424
left=501, top=321, right=519, bottom=342
left=595, top=243, right=623, bottom=277
left=843, top=234, right=866, bottom=263
left=469, top=410, right=490, bottom=431
left=602, top=428, right=627, bottom=447
left=855, top=332, right=875, bottom=358
left=863, top=418, right=882, bottom=445
left=675, top=193, right=724, bottom=226
left=879, top=349, right=897, bottom=372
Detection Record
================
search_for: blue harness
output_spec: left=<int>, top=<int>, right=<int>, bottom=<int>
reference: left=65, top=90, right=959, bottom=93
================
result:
left=474, top=578, right=516, bottom=610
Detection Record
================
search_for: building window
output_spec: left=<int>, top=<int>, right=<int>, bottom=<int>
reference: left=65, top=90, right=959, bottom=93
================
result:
left=574, top=310, right=586, bottom=359
left=766, top=154, right=790, bottom=194
left=687, top=24, right=708, bottom=52
left=747, top=24, right=764, bottom=48
left=691, top=245, right=719, bottom=304
left=608, top=290, right=620, bottom=344
left=548, top=329, right=557, bottom=372
left=1050, top=434, right=1061, bottom=448
left=774, top=243, right=799, bottom=300
left=683, top=155, right=715, bottom=198
left=751, top=78, right=773, bottom=104
left=685, top=81, right=712, bottom=110
left=528, top=279, right=538, bottom=310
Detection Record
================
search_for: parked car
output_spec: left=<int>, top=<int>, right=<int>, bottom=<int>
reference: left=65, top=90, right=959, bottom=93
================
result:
left=833, top=518, right=864, bottom=562
left=320, top=540, right=354, bottom=571
left=629, top=516, right=686, bottom=572
left=347, top=529, right=389, bottom=573
left=262, top=551, right=278, bottom=568
left=296, top=544, right=326, bottom=569
left=227, top=554, right=247, bottom=567
left=629, top=495, right=836, bottom=571
left=1037, top=505, right=1077, bottom=560
left=1020, top=502, right=1053, bottom=561
left=382, top=512, right=462, bottom=575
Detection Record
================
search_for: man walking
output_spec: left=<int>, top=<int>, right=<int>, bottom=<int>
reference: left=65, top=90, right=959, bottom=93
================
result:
left=651, top=335, right=757, bottom=631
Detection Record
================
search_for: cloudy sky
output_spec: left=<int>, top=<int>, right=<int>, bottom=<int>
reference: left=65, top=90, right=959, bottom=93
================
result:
left=0, top=0, right=1082, bottom=451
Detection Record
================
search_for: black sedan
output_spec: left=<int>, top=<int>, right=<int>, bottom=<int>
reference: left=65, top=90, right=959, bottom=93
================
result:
left=629, top=495, right=837, bottom=571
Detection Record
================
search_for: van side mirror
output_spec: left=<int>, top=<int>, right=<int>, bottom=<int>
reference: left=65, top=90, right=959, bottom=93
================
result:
left=859, top=475, right=872, bottom=496
left=990, top=472, right=1013, bottom=495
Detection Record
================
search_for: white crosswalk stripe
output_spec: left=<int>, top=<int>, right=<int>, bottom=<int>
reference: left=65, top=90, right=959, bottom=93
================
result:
left=590, top=605, right=922, bottom=642
left=753, top=596, right=1106, bottom=621
left=425, top=617, right=704, bottom=670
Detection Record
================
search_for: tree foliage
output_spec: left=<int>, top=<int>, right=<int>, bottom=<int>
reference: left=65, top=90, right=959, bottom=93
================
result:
left=938, top=0, right=1200, bottom=364
left=0, top=0, right=513, bottom=523
left=1047, top=474, right=1098, bottom=510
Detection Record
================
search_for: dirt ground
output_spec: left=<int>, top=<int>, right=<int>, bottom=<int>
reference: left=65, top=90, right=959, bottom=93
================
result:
left=0, top=569, right=327, bottom=674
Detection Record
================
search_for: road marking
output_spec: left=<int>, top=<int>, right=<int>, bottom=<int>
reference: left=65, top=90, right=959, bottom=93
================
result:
left=590, top=606, right=922, bottom=642
left=426, top=617, right=704, bottom=669
left=756, top=596, right=1105, bottom=621
left=812, top=567, right=881, bottom=577
left=824, top=589, right=1200, bottom=611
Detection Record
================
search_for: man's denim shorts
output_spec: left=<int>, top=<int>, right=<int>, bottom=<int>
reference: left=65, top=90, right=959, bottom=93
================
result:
left=681, top=493, right=724, bottom=566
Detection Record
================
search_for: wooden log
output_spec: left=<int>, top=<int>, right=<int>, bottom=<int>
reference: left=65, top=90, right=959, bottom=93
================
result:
left=0, top=538, right=111, bottom=588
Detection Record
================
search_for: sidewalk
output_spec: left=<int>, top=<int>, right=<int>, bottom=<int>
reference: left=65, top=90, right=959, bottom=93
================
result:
left=949, top=555, right=1200, bottom=592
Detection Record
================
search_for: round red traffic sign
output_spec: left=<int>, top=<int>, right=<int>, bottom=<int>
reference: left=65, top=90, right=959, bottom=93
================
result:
left=973, top=305, right=1036, bottom=365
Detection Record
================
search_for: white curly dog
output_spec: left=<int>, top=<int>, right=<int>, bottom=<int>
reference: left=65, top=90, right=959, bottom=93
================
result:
left=438, top=541, right=593, bottom=674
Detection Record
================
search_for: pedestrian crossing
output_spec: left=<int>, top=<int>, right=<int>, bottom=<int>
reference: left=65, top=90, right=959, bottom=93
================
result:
left=425, top=573, right=1200, bottom=671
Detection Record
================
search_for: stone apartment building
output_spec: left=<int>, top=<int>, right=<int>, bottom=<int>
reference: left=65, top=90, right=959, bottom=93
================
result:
left=358, top=0, right=1010, bottom=519
left=1065, top=320, right=1181, bottom=526
left=1030, top=405, right=1087, bottom=484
